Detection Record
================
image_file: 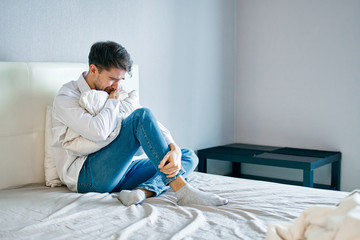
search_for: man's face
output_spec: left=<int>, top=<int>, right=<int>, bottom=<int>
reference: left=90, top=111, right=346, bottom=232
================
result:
left=92, top=66, right=126, bottom=94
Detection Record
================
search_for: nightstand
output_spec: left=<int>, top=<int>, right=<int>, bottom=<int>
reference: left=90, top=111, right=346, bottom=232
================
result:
left=197, top=143, right=341, bottom=190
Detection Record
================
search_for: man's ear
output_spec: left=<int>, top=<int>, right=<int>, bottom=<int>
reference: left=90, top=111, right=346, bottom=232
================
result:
left=89, top=64, right=98, bottom=75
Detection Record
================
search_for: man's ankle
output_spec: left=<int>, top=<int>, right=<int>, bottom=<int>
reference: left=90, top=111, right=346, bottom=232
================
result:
left=137, top=188, right=155, bottom=198
left=169, top=175, right=187, bottom=192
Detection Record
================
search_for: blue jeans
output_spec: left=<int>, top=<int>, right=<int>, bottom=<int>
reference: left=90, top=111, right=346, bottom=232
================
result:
left=77, top=108, right=198, bottom=196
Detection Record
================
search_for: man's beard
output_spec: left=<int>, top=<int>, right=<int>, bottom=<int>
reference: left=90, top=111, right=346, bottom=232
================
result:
left=94, top=79, right=114, bottom=94
left=104, top=86, right=115, bottom=94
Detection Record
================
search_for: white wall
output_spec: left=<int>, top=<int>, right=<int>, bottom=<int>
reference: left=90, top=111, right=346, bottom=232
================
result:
left=3, top=0, right=358, bottom=191
left=0, top=0, right=236, bottom=150
left=236, top=0, right=360, bottom=191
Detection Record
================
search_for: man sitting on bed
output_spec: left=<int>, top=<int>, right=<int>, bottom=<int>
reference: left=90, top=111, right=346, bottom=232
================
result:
left=52, top=41, right=228, bottom=206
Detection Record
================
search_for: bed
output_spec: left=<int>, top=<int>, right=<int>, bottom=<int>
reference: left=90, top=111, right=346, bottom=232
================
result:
left=0, top=172, right=350, bottom=240
left=0, top=62, right=356, bottom=240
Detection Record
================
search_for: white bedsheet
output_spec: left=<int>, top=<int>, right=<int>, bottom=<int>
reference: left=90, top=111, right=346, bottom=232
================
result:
left=0, top=172, right=348, bottom=240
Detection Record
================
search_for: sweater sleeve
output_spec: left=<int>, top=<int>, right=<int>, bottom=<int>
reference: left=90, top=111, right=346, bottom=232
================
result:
left=53, top=89, right=121, bottom=142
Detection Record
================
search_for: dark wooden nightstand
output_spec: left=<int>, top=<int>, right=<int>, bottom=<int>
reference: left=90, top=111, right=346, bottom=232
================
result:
left=197, top=143, right=341, bottom=190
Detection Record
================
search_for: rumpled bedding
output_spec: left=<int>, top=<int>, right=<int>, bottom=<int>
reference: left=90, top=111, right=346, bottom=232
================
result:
left=266, top=190, right=360, bottom=240
left=0, top=172, right=348, bottom=240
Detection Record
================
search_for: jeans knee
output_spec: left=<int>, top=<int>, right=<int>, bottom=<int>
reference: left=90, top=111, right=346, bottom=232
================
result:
left=133, top=107, right=151, bottom=117
left=181, top=148, right=199, bottom=171
left=133, top=107, right=154, bottom=123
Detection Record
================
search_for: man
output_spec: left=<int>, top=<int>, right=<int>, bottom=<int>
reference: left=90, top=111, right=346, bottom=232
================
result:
left=52, top=41, right=228, bottom=206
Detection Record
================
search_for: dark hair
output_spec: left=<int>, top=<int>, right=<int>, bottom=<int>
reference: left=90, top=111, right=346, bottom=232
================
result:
left=88, top=41, right=133, bottom=76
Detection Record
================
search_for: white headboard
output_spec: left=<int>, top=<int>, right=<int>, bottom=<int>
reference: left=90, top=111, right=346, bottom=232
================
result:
left=0, top=62, right=139, bottom=189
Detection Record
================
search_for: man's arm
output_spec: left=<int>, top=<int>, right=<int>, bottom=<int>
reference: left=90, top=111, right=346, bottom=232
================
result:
left=53, top=92, right=121, bottom=142
left=158, top=143, right=182, bottom=178
left=156, top=122, right=181, bottom=178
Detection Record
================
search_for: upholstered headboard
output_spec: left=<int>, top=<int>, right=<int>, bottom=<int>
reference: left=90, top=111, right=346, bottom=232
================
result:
left=0, top=62, right=139, bottom=190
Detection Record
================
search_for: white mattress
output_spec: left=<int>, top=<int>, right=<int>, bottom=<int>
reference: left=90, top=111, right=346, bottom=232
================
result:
left=0, top=172, right=348, bottom=240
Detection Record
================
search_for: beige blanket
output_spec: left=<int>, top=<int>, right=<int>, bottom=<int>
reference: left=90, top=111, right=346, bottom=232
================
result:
left=267, top=190, right=360, bottom=240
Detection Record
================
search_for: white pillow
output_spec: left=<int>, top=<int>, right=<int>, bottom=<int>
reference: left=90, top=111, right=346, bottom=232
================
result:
left=44, top=106, right=63, bottom=187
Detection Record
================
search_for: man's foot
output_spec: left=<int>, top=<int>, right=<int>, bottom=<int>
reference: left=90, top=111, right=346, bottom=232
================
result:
left=118, top=189, right=146, bottom=206
left=175, top=184, right=228, bottom=206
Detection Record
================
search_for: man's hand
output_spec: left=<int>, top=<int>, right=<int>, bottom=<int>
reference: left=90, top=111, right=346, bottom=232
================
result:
left=158, top=143, right=182, bottom=178
left=108, top=89, right=129, bottom=100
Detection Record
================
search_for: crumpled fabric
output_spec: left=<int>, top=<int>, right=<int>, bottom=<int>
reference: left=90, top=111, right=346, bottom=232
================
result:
left=266, top=190, right=360, bottom=240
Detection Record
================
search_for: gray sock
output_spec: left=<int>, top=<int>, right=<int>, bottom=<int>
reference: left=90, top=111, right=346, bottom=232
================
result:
left=175, top=184, right=228, bottom=206
left=118, top=189, right=146, bottom=206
